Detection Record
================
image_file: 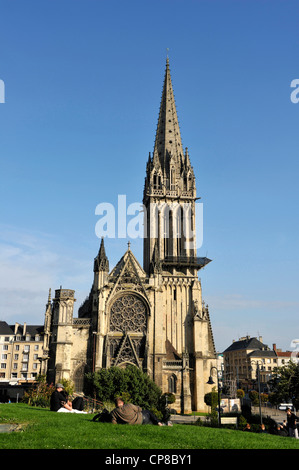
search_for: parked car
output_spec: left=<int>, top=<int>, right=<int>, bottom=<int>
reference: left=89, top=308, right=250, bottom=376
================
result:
left=278, top=403, right=294, bottom=411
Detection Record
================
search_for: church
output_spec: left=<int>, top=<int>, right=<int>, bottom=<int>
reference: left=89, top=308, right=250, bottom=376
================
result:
left=41, top=59, right=217, bottom=413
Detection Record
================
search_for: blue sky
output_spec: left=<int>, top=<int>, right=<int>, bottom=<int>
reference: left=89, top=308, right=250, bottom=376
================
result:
left=0, top=0, right=298, bottom=353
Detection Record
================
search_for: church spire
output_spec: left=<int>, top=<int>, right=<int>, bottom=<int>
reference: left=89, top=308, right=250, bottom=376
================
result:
left=153, top=58, right=184, bottom=171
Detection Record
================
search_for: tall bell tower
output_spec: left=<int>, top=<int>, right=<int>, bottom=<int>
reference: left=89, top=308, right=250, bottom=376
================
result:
left=143, top=58, right=209, bottom=276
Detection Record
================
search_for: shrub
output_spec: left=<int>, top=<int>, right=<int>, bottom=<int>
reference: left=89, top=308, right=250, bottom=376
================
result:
left=85, top=365, right=166, bottom=417
left=238, top=414, right=247, bottom=428
left=204, top=390, right=219, bottom=408
left=249, top=390, right=260, bottom=406
left=22, top=375, right=54, bottom=408
left=58, top=378, right=74, bottom=397
left=260, top=393, right=268, bottom=404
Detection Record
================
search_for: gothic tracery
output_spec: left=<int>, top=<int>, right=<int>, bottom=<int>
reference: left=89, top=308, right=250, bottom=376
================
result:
left=109, top=294, right=147, bottom=332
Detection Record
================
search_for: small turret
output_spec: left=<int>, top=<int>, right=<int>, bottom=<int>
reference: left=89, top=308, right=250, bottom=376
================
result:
left=94, top=237, right=109, bottom=273
left=93, top=237, right=109, bottom=290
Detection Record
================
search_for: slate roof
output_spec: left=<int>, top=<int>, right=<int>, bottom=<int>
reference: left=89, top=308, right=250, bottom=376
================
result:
left=13, top=324, right=44, bottom=336
left=248, top=350, right=276, bottom=358
left=0, top=321, right=43, bottom=336
left=0, top=321, right=14, bottom=335
left=223, top=337, right=268, bottom=353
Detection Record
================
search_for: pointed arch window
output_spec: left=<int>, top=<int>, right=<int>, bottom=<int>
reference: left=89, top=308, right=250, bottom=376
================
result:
left=184, top=175, right=187, bottom=190
left=162, top=205, right=172, bottom=257
left=175, top=206, right=184, bottom=256
left=170, top=167, right=175, bottom=191
left=153, top=173, right=162, bottom=190
left=168, top=374, right=177, bottom=394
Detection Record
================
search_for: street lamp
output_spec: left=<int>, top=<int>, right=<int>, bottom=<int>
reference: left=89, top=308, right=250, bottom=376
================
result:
left=207, top=366, right=222, bottom=427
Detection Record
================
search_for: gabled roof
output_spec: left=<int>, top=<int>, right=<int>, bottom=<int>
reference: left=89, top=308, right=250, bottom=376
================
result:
left=107, top=244, right=149, bottom=304
left=109, top=244, right=146, bottom=280
left=165, top=339, right=181, bottom=360
left=223, top=337, right=268, bottom=353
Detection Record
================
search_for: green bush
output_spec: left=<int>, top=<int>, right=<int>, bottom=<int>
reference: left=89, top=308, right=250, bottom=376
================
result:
left=204, top=390, right=219, bottom=408
left=22, top=376, right=76, bottom=408
left=238, top=414, right=247, bottom=428
left=22, top=375, right=54, bottom=408
left=85, top=365, right=165, bottom=417
left=249, top=390, right=260, bottom=406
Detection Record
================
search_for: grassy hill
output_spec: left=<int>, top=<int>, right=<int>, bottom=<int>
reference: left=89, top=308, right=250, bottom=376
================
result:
left=0, top=403, right=299, bottom=450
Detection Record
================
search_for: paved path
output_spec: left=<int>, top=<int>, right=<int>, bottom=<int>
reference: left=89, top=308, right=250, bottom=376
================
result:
left=252, top=406, right=287, bottom=423
left=170, top=414, right=203, bottom=424
left=170, top=407, right=287, bottom=425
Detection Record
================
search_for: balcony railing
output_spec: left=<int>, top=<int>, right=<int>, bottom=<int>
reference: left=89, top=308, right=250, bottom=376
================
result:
left=162, top=256, right=211, bottom=269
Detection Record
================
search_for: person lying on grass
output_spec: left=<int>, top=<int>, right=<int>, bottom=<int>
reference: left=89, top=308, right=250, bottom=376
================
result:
left=110, top=397, right=172, bottom=426
left=50, top=383, right=87, bottom=414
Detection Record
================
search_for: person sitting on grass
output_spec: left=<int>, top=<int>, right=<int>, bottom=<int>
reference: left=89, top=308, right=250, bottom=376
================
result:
left=110, top=397, right=172, bottom=426
left=259, top=424, right=267, bottom=433
left=50, top=383, right=87, bottom=414
left=276, top=424, right=288, bottom=437
left=242, top=423, right=251, bottom=432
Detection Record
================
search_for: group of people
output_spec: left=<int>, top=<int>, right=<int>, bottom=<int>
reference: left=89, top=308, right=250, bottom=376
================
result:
left=273, top=408, right=299, bottom=438
left=242, top=408, right=299, bottom=438
left=50, top=384, right=299, bottom=439
left=242, top=423, right=268, bottom=433
left=50, top=384, right=172, bottom=426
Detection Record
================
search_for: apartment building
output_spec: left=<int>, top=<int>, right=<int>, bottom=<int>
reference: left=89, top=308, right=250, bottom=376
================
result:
left=223, top=336, right=278, bottom=391
left=0, top=321, right=44, bottom=401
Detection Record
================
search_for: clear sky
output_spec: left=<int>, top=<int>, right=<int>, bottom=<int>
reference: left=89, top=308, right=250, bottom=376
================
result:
left=0, top=0, right=298, bottom=353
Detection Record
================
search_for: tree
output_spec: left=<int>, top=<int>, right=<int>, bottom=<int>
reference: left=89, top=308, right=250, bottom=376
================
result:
left=204, top=388, right=219, bottom=426
left=204, top=390, right=219, bottom=408
left=268, top=361, right=299, bottom=409
left=248, top=390, right=260, bottom=406
left=85, top=365, right=164, bottom=415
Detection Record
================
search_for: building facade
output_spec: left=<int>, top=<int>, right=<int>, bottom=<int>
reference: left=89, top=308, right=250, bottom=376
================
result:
left=223, top=335, right=295, bottom=392
left=41, top=59, right=217, bottom=412
left=0, top=321, right=44, bottom=401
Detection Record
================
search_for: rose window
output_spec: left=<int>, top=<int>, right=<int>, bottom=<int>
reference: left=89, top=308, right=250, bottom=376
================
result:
left=110, top=294, right=147, bottom=332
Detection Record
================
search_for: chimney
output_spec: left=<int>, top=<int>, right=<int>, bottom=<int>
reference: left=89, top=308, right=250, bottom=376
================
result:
left=273, top=343, right=277, bottom=351
left=14, top=322, right=19, bottom=335
left=23, top=322, right=26, bottom=336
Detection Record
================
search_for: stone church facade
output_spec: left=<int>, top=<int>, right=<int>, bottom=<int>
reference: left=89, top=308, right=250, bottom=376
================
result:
left=41, top=59, right=217, bottom=412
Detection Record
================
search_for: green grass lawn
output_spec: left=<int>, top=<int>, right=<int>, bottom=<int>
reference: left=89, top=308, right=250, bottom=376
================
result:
left=1, top=403, right=299, bottom=450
